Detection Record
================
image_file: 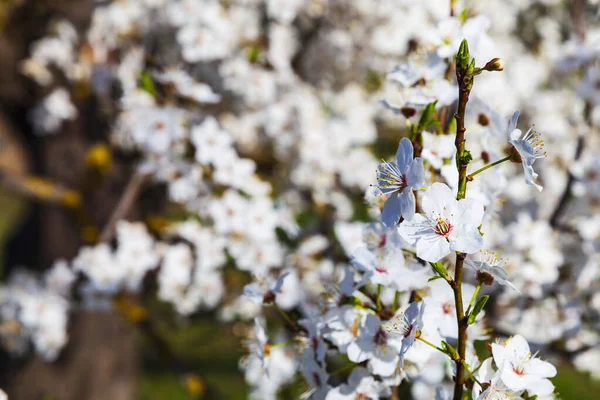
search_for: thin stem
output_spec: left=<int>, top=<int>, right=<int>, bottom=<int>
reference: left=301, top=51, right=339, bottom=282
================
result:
left=417, top=336, right=446, bottom=354
left=450, top=0, right=456, bottom=16
left=465, top=283, right=482, bottom=316
left=274, top=303, right=298, bottom=331
left=467, top=156, right=511, bottom=179
left=271, top=341, right=293, bottom=349
left=99, top=169, right=147, bottom=242
left=462, top=361, right=483, bottom=387
left=465, top=360, right=484, bottom=385
left=392, top=291, right=400, bottom=313
left=402, top=247, right=417, bottom=255
left=550, top=129, right=585, bottom=228
left=376, top=284, right=383, bottom=313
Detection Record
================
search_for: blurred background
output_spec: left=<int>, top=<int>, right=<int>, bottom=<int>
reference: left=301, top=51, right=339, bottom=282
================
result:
left=0, top=0, right=599, bottom=399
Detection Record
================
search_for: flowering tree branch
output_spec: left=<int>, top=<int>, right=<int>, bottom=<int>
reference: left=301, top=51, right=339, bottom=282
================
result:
left=451, top=38, right=474, bottom=400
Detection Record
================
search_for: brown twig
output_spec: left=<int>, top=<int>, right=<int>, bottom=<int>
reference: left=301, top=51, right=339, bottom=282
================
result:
left=451, top=40, right=473, bottom=400
left=570, top=0, right=587, bottom=40
left=0, top=172, right=81, bottom=207
left=549, top=134, right=584, bottom=228
left=99, top=170, right=147, bottom=242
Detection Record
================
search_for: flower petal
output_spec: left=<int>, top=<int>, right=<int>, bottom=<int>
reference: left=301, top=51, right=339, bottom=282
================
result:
left=396, top=137, right=414, bottom=173
left=397, top=214, right=430, bottom=245
left=416, top=236, right=450, bottom=262
left=382, top=192, right=401, bottom=227
left=399, top=190, right=416, bottom=221
left=508, top=110, right=520, bottom=137
left=407, top=158, right=425, bottom=188
left=451, top=225, right=483, bottom=254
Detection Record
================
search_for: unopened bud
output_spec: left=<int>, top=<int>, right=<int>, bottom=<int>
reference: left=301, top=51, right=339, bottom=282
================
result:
left=456, top=39, right=470, bottom=72
left=481, top=151, right=490, bottom=164
left=484, top=58, right=504, bottom=72
left=477, top=113, right=490, bottom=126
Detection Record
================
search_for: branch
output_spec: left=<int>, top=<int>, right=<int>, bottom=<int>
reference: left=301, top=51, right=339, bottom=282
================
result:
left=99, top=169, right=147, bottom=242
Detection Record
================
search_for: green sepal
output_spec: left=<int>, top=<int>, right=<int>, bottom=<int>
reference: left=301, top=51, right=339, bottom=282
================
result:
left=441, top=340, right=460, bottom=360
left=417, top=101, right=438, bottom=131
left=467, top=295, right=489, bottom=325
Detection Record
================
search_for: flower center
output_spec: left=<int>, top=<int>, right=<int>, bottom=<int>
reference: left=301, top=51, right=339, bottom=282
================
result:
left=512, top=365, right=525, bottom=376
left=374, top=265, right=388, bottom=274
left=442, top=302, right=453, bottom=315
left=434, top=218, right=453, bottom=237
left=374, top=328, right=388, bottom=345
left=378, top=234, right=387, bottom=248
left=385, top=314, right=413, bottom=337
left=378, top=161, right=408, bottom=192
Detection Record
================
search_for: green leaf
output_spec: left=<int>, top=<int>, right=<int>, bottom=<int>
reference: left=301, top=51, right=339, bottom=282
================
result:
left=430, top=261, right=450, bottom=280
left=428, top=275, right=443, bottom=282
left=467, top=295, right=489, bottom=325
left=139, top=70, right=156, bottom=97
left=417, top=101, right=438, bottom=131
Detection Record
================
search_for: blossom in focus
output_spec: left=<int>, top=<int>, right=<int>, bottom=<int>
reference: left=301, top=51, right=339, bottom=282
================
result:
left=398, top=183, right=484, bottom=262
left=491, top=335, right=557, bottom=396
left=507, top=111, right=546, bottom=192
left=377, top=138, right=425, bottom=226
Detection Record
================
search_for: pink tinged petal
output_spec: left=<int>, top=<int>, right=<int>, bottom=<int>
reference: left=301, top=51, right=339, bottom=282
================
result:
left=399, top=190, right=416, bottom=221
left=396, top=137, right=414, bottom=173
left=524, top=358, right=557, bottom=379
left=500, top=366, right=528, bottom=391
left=450, top=225, right=483, bottom=254
left=382, top=192, right=401, bottom=227
left=416, top=235, right=450, bottom=262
